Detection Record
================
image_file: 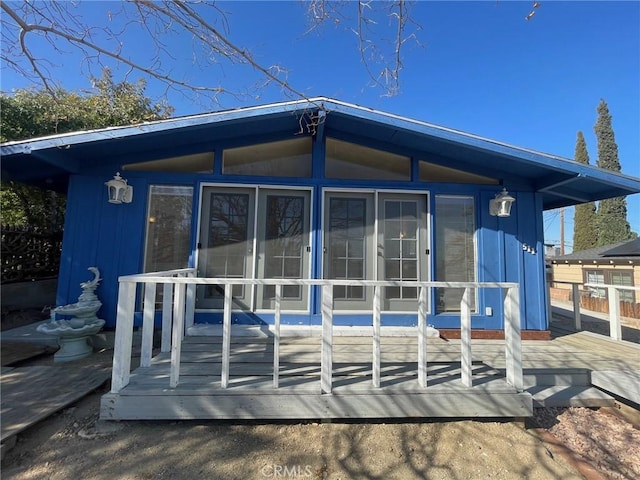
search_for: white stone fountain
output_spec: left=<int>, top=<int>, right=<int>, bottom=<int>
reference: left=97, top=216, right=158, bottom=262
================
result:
left=37, top=267, right=106, bottom=362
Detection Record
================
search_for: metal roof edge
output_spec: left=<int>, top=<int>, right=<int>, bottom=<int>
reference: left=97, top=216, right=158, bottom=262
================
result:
left=1, top=96, right=639, bottom=192
left=0, top=96, right=328, bottom=152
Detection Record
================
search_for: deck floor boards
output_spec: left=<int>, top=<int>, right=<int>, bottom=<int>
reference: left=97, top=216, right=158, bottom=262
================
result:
left=101, top=330, right=638, bottom=420
left=2, top=366, right=110, bottom=442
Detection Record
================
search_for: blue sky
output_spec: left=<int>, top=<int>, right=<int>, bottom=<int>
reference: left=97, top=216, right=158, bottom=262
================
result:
left=2, top=1, right=639, bottom=250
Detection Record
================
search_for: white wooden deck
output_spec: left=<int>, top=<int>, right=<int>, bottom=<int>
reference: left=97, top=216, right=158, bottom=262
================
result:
left=101, top=271, right=640, bottom=421
left=100, top=335, right=532, bottom=420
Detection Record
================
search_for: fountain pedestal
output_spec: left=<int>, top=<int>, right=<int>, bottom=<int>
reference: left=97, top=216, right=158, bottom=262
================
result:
left=37, top=267, right=105, bottom=362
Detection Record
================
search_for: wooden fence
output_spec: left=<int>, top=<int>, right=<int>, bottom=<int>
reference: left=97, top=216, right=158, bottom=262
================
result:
left=1, top=226, right=62, bottom=283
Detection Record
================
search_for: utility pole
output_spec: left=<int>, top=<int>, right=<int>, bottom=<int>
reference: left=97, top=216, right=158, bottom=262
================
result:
left=560, top=208, right=565, bottom=255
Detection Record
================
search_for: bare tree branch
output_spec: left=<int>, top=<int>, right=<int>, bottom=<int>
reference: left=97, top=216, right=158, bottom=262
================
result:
left=1, top=0, right=424, bottom=108
left=306, top=0, right=422, bottom=96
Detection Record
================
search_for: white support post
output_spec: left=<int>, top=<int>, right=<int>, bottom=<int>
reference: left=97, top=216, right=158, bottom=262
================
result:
left=111, top=281, right=136, bottom=393
left=273, top=284, right=281, bottom=389
left=321, top=284, right=333, bottom=394
left=185, top=271, right=196, bottom=332
left=161, top=282, right=173, bottom=353
left=169, top=282, right=185, bottom=388
left=140, top=282, right=156, bottom=368
left=372, top=285, right=381, bottom=388
left=221, top=283, right=232, bottom=389
left=504, top=286, right=523, bottom=391
left=572, top=283, right=581, bottom=330
left=460, top=287, right=472, bottom=387
left=608, top=286, right=622, bottom=340
left=417, top=286, right=428, bottom=388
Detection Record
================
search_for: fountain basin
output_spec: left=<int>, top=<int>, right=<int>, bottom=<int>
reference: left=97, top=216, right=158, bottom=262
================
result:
left=37, top=318, right=105, bottom=362
left=54, top=301, right=101, bottom=319
left=36, top=267, right=105, bottom=362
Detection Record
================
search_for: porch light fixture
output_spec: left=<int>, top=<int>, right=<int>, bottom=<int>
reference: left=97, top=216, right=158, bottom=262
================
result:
left=105, top=172, right=133, bottom=204
left=489, top=188, right=515, bottom=217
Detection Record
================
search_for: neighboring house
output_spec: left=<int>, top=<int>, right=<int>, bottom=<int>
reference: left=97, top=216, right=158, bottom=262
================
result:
left=550, top=238, right=640, bottom=317
left=2, top=98, right=640, bottom=336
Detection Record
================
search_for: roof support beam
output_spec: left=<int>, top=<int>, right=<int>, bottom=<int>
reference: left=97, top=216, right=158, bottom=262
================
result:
left=536, top=174, right=582, bottom=192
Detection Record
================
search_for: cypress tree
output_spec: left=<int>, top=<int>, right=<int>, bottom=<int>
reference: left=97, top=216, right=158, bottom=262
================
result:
left=572, top=131, right=597, bottom=251
left=593, top=99, right=634, bottom=246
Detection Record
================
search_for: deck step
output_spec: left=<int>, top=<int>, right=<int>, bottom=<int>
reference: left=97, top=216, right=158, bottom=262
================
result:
left=498, top=368, right=591, bottom=387
left=591, top=370, right=640, bottom=405
left=528, top=385, right=615, bottom=408
left=101, top=390, right=532, bottom=420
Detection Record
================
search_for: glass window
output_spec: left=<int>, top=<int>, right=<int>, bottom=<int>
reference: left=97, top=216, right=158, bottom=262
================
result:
left=327, top=197, right=368, bottom=300
left=382, top=200, right=419, bottom=301
left=124, top=152, right=213, bottom=173
left=419, top=161, right=498, bottom=184
left=435, top=195, right=476, bottom=313
left=223, top=137, right=312, bottom=177
left=262, top=195, right=306, bottom=306
left=586, top=270, right=606, bottom=299
left=205, top=192, right=251, bottom=299
left=325, top=138, right=410, bottom=180
left=143, top=185, right=193, bottom=273
left=609, top=271, right=634, bottom=303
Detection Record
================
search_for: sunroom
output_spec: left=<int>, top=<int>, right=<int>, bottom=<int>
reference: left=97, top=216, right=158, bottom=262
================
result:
left=136, top=134, right=496, bottom=329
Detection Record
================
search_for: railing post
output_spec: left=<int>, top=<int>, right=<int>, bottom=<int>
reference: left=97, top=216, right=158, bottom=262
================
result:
left=372, top=285, right=381, bottom=388
left=321, top=284, right=333, bottom=394
left=221, top=283, right=232, bottom=389
left=417, top=285, right=428, bottom=388
left=140, top=282, right=156, bottom=368
left=161, top=282, right=173, bottom=353
left=460, top=287, right=472, bottom=387
left=111, top=281, right=136, bottom=393
left=572, top=283, right=581, bottom=330
left=608, top=286, right=622, bottom=340
left=169, top=282, right=185, bottom=388
left=504, top=286, right=523, bottom=391
left=185, top=270, right=196, bottom=332
left=273, top=284, right=281, bottom=389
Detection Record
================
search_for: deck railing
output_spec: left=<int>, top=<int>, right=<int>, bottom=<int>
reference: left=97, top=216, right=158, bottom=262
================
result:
left=550, top=280, right=639, bottom=340
left=110, top=271, right=523, bottom=395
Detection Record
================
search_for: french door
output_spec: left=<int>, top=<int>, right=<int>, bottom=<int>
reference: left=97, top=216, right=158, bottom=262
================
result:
left=197, top=186, right=311, bottom=311
left=323, top=190, right=429, bottom=312
left=197, top=187, right=255, bottom=309
left=255, top=189, right=311, bottom=310
left=377, top=193, right=429, bottom=311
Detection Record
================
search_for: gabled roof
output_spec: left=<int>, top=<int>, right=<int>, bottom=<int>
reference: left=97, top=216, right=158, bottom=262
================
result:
left=2, top=97, right=639, bottom=209
left=552, top=238, right=640, bottom=265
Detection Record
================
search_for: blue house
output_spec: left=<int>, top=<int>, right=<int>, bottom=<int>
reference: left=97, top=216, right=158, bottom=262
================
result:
left=6, top=97, right=640, bottom=420
left=3, top=98, right=639, bottom=338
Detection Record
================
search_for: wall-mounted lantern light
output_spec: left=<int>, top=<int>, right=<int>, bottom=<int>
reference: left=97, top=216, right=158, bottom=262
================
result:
left=489, top=188, right=515, bottom=217
left=105, top=172, right=133, bottom=204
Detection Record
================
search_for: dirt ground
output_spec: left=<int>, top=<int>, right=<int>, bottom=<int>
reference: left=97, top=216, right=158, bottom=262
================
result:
left=2, top=311, right=639, bottom=480
left=0, top=386, right=582, bottom=480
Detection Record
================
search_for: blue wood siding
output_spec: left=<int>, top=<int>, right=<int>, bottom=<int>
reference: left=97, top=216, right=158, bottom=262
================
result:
left=57, top=175, right=148, bottom=326
left=56, top=132, right=549, bottom=331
